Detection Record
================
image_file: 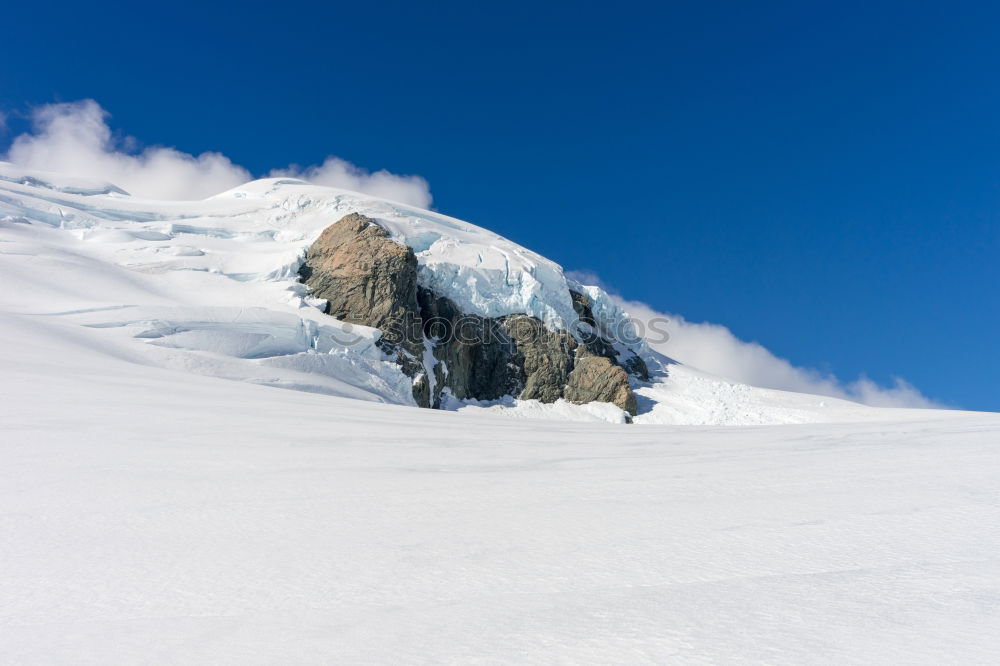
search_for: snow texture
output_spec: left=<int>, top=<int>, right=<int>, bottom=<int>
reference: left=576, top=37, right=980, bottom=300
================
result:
left=2, top=163, right=999, bottom=663
left=1, top=305, right=999, bottom=664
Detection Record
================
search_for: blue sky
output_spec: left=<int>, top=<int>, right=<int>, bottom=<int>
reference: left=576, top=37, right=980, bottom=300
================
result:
left=3, top=0, right=998, bottom=410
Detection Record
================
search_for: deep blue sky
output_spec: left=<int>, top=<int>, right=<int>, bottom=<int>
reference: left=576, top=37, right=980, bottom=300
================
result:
left=3, top=0, right=998, bottom=410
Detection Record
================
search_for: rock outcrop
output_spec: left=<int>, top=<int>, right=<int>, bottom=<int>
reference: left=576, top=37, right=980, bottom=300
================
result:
left=564, top=354, right=637, bottom=416
left=569, top=289, right=650, bottom=382
left=503, top=315, right=576, bottom=404
left=300, top=213, right=418, bottom=334
left=300, top=213, right=646, bottom=416
left=298, top=213, right=427, bottom=402
left=417, top=290, right=580, bottom=407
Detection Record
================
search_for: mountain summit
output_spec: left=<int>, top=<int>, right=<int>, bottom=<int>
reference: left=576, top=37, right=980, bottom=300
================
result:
left=0, top=162, right=920, bottom=424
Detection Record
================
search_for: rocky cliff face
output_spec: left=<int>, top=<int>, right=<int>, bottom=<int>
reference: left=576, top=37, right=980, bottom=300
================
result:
left=299, top=213, right=645, bottom=417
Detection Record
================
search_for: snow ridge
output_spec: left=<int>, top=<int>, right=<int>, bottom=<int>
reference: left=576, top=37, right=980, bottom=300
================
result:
left=0, top=162, right=922, bottom=424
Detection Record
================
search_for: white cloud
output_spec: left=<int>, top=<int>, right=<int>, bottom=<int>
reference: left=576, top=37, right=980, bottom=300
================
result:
left=271, top=158, right=432, bottom=209
left=6, top=100, right=251, bottom=200
left=567, top=270, right=942, bottom=409
left=3, top=100, right=432, bottom=207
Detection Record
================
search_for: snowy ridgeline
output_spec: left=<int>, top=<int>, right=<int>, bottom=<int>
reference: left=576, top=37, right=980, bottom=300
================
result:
left=0, top=162, right=937, bottom=424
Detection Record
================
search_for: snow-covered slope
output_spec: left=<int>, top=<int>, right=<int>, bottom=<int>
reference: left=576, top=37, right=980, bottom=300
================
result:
left=3, top=163, right=999, bottom=663
left=0, top=162, right=947, bottom=424
left=2, top=292, right=999, bottom=664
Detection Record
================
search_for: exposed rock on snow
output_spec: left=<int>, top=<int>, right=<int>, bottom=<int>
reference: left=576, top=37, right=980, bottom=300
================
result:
left=501, top=314, right=577, bottom=404
left=416, top=289, right=524, bottom=406
left=298, top=213, right=645, bottom=414
left=298, top=212, right=427, bottom=404
left=300, top=213, right=418, bottom=339
left=565, top=354, right=638, bottom=416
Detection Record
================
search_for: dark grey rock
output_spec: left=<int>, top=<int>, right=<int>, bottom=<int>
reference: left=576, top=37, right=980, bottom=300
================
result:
left=620, top=352, right=650, bottom=382
left=417, top=288, right=523, bottom=405
left=501, top=315, right=575, bottom=403
left=570, top=289, right=597, bottom=327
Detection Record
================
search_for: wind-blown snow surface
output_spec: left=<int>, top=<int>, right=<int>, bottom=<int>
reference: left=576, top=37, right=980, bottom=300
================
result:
left=2, top=309, right=999, bottom=664
left=3, top=163, right=1000, bottom=663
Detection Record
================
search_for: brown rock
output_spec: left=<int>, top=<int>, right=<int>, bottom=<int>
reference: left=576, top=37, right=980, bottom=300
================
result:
left=299, top=213, right=417, bottom=335
left=564, top=354, right=637, bottom=416
left=299, top=213, right=426, bottom=401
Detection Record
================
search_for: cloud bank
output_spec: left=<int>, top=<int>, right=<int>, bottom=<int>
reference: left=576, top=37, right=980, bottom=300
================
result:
left=3, top=100, right=432, bottom=207
left=567, top=270, right=941, bottom=409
